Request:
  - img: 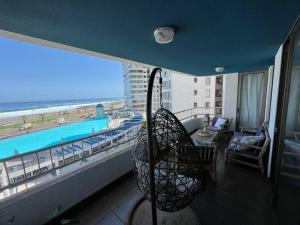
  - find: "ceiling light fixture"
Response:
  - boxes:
[154,27,174,44]
[215,67,224,73]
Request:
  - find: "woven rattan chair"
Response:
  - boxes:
[133,108,207,212]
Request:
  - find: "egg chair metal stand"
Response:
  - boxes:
[130,68,207,225]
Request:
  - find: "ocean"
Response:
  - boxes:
[0,98,123,119]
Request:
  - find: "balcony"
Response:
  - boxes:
[51,148,271,225]
[0,2,299,225]
[0,105,273,225]
[0,107,221,199]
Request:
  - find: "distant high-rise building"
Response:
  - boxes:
[122,63,162,113]
[162,72,223,115]
[123,63,223,115]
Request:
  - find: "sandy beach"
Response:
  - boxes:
[0,101,124,139]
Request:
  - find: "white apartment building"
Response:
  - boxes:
[123,63,162,112]
[123,64,224,114]
[162,72,223,114]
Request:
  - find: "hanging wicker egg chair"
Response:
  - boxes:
[133,107,206,212]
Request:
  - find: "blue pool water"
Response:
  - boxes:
[0,118,109,159]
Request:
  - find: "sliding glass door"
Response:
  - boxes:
[272,19,300,225]
[237,71,268,130]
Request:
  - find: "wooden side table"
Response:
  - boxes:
[191,129,218,183]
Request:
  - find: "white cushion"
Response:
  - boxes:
[214,117,227,129]
[231,136,265,151]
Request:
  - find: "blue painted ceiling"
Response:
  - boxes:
[0,1,299,75]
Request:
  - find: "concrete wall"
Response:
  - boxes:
[223,73,239,130]
[170,73,216,113]
[0,148,133,225]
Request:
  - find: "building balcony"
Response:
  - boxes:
[0,107,226,224]
[0,2,299,225]
[0,102,295,225]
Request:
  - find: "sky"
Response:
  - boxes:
[0,37,123,103]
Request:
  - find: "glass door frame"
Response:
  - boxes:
[271,17,300,205]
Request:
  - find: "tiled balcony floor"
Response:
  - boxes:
[51,146,273,225]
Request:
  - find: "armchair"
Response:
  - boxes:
[208,116,231,133]
[225,123,270,174]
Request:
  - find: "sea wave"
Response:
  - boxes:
[0,100,117,119]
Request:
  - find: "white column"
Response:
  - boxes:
[267,45,283,178]
[223,73,239,130]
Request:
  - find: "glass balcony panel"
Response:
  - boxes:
[96,134,106,151]
[62,143,75,164]
[5,157,26,185]
[51,146,64,168]
[72,141,84,159]
[0,162,9,189]
[81,138,92,157]
[23,153,40,178]
[38,150,53,173]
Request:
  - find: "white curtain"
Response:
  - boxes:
[239,72,268,129]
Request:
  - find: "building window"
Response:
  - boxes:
[215,101,222,107]
[215,89,222,97]
[194,90,197,95]
[194,77,197,83]
[194,102,197,108]
[205,102,210,108]
[205,77,211,85]
[216,76,223,85]
[205,90,210,97]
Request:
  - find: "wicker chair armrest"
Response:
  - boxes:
[231,140,263,150]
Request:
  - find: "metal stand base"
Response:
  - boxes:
[128,198,201,225]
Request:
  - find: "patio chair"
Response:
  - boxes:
[207,116,232,142]
[208,116,231,133]
[225,123,270,174]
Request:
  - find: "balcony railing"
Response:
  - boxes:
[0,123,142,194]
[174,107,223,121]
[0,106,222,198]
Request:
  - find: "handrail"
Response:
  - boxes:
[0,122,143,192]
[0,123,138,163]
[0,106,222,194]
[174,106,222,115]
[0,107,221,162]
[174,106,223,121]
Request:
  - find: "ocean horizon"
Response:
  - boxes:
[0,98,123,119]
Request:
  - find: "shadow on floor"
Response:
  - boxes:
[49,146,273,225]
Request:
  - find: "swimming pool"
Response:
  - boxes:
[0,117,109,159]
